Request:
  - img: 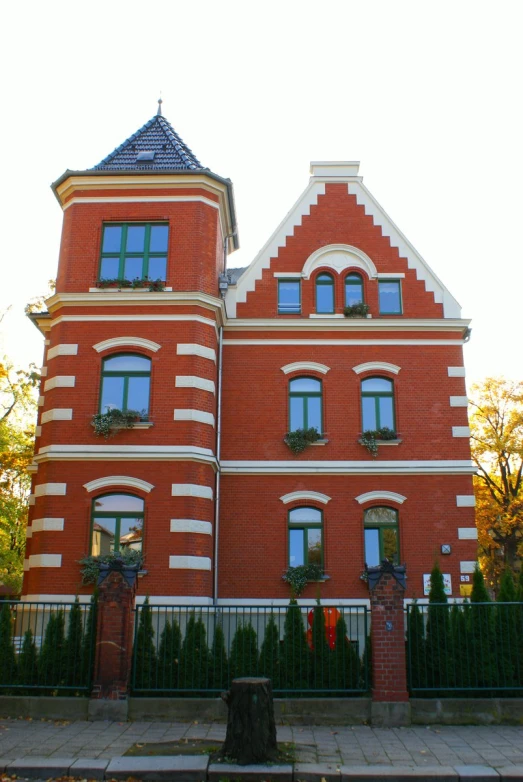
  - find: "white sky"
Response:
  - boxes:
[1,0,522,387]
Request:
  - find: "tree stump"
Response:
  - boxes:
[220,677,278,765]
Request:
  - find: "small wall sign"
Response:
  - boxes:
[423,573,452,596]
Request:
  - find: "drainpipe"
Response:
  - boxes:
[213,231,236,605]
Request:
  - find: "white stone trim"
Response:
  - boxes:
[177,343,216,362]
[28,495,35,505]
[35,426,42,437]
[218,597,370,607]
[225,318,469,334]
[44,376,76,391]
[175,376,216,393]
[21,594,94,603]
[450,396,468,407]
[38,395,45,406]
[40,367,48,377]
[89,287,173,293]
[279,491,331,505]
[169,555,211,571]
[458,528,478,540]
[223,460,476,476]
[23,559,30,571]
[302,244,377,280]
[28,554,62,568]
[308,314,345,319]
[273,272,303,278]
[355,491,407,505]
[35,444,216,468]
[456,495,476,507]
[41,408,73,424]
[310,161,361,177]
[172,484,213,500]
[224,339,464,346]
[352,362,401,375]
[35,483,66,496]
[174,409,215,427]
[134,595,215,606]
[47,344,78,360]
[31,518,65,534]
[376,273,406,279]
[460,561,477,574]
[281,362,330,375]
[170,519,212,535]
[93,336,161,353]
[452,426,471,438]
[83,476,154,493]
[448,366,466,377]
[64,194,220,210]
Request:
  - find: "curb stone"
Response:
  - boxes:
[208,762,293,781]
[453,766,500,781]
[7,757,76,779]
[294,761,341,780]
[340,767,458,782]
[70,757,110,779]
[106,754,209,780]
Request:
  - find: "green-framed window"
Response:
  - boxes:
[289,377,322,433]
[315,273,334,314]
[99,223,169,281]
[345,272,364,306]
[91,493,144,556]
[378,279,402,314]
[288,506,323,567]
[361,377,394,431]
[100,354,151,417]
[364,506,399,567]
[278,279,301,314]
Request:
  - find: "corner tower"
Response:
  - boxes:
[24,106,238,602]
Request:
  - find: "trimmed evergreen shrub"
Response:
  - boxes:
[133,597,157,691]
[17,629,38,690]
[39,610,66,688]
[494,568,520,689]
[331,614,360,691]
[425,563,452,689]
[310,599,332,689]
[157,618,181,691]
[281,599,309,690]
[361,633,371,690]
[229,622,258,679]
[258,613,280,689]
[65,598,84,687]
[80,595,97,688]
[468,566,496,689]
[179,612,210,689]
[406,600,425,691]
[209,623,229,690]
[450,602,471,691]
[0,603,17,687]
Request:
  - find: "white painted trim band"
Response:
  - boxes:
[174,409,215,427]
[44,376,76,391]
[355,491,407,505]
[172,484,213,500]
[352,362,401,375]
[93,337,161,353]
[456,495,476,507]
[224,339,464,346]
[41,409,73,424]
[169,556,211,571]
[279,491,331,505]
[177,343,216,362]
[47,344,78,360]
[84,476,154,493]
[175,376,216,393]
[273,272,303,278]
[223,460,476,476]
[170,519,213,535]
[281,362,330,375]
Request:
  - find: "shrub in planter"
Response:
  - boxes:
[360,426,397,457]
[96,277,165,291]
[343,302,370,318]
[284,427,321,454]
[91,408,144,439]
[79,548,143,585]
[283,563,324,597]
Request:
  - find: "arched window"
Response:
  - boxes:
[91,493,144,556]
[289,377,322,433]
[315,273,334,314]
[361,377,395,431]
[100,354,151,417]
[288,506,323,567]
[364,507,399,567]
[345,272,364,306]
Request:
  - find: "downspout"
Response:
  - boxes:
[213,231,236,605]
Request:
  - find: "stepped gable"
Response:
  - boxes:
[92,114,204,171]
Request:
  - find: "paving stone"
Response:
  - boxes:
[453,765,501,780]
[208,762,293,781]
[342,767,459,781]
[70,757,109,779]
[106,754,209,780]
[7,756,74,778]
[294,761,341,781]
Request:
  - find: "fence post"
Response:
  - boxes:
[367,561,410,727]
[88,564,138,720]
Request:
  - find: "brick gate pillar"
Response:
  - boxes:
[90,563,138,708]
[367,561,410,726]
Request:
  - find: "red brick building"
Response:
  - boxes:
[23,109,477,607]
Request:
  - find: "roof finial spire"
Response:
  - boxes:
[157,97,163,116]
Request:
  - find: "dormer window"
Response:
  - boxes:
[315,273,334,314]
[136,151,155,162]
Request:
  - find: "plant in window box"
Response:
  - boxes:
[283,563,324,597]
[284,427,321,454]
[79,549,143,585]
[343,302,370,318]
[91,408,144,439]
[96,277,165,291]
[360,426,397,457]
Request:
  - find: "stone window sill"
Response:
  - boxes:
[310,439,329,446]
[358,438,402,446]
[88,287,173,293]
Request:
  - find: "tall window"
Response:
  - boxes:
[345,272,364,306]
[99,223,169,281]
[91,493,144,556]
[315,273,334,313]
[361,377,395,431]
[289,377,322,433]
[364,507,398,566]
[378,280,402,314]
[288,506,323,567]
[278,279,301,314]
[100,354,151,417]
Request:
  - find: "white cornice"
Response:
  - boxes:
[35,444,217,469]
[223,318,470,333]
[223,339,465,346]
[221,460,476,475]
[46,291,224,320]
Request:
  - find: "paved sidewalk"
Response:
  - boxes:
[1,718,523,768]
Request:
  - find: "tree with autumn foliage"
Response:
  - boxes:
[469,377,523,588]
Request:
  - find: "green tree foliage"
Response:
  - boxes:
[425,563,451,689]
[258,613,280,689]
[406,601,426,691]
[310,599,332,689]
[229,622,258,679]
[18,629,38,689]
[0,602,17,686]
[133,597,157,690]
[331,614,360,690]
[39,610,66,687]
[179,612,210,689]
[64,598,84,687]
[157,618,181,691]
[209,622,229,690]
[281,599,309,689]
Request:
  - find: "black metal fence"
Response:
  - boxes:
[406,601,523,695]
[131,603,369,696]
[0,599,97,693]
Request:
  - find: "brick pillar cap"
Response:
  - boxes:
[365,561,406,591]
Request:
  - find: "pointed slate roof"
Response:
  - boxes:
[92,114,204,171]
